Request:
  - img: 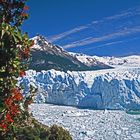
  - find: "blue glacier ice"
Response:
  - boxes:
[18,67,140,110]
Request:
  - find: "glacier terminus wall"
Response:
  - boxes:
[19,67,140,110]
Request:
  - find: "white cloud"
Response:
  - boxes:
[63,27,140,49]
[48,26,88,42]
[47,5,140,44]
[86,37,140,50]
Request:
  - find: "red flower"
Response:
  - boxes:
[24,48,29,54]
[11,88,23,101]
[11,88,19,94]
[4,97,13,107]
[5,112,14,123]
[0,123,7,130]
[13,92,23,101]
[10,104,20,116]
[23,5,29,11]
[21,13,28,17]
[19,70,26,77]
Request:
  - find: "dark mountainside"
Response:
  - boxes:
[29,35,112,72]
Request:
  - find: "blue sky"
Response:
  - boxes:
[22,0,140,56]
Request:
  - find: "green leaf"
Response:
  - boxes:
[1,29,5,39]
[13,63,17,68]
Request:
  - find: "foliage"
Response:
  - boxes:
[47,124,72,140]
[0,0,34,138]
[5,118,72,140]
[0,1,72,140]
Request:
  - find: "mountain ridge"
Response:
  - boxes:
[29,35,112,72]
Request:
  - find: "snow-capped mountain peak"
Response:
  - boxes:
[29,35,112,71]
[31,35,50,50]
[71,52,140,68]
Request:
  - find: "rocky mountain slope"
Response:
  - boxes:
[29,36,111,71]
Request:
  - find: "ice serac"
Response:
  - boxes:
[20,68,140,110]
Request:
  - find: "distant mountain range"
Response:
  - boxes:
[29,35,112,71]
[71,53,140,68]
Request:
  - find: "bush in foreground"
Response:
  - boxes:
[13,119,72,140]
[0,0,72,139]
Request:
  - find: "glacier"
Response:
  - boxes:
[19,67,140,110]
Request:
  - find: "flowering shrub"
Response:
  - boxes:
[0,0,34,138]
[0,1,73,140]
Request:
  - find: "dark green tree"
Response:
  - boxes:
[0,0,34,138]
[0,1,72,139]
